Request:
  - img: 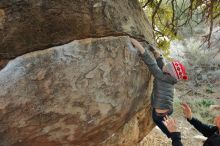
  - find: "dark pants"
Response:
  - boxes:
[152,108,173,138]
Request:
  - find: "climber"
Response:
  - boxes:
[130,38,188,138]
[182,103,220,146]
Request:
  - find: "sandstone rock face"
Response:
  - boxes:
[0,36,154,146]
[0,0,153,59]
[0,0,156,145]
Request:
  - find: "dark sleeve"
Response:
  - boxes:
[156,55,165,70]
[187,117,217,137]
[170,132,183,146]
[140,49,176,84]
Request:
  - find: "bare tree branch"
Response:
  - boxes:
[142,0,153,8]
[176,0,185,12]
[207,0,214,48]
[154,28,166,37]
[213,12,220,19]
[140,0,219,46]
[171,0,176,34]
[189,0,194,19]
[156,13,168,27]
[151,0,163,38]
[173,3,196,25]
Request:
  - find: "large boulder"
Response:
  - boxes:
[0,0,153,59]
[0,36,154,146]
[0,0,156,145]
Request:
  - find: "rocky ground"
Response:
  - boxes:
[139,82,220,146]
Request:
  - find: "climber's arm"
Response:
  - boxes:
[130,38,165,79]
[146,43,165,70]
[130,38,176,84]
[154,50,165,70]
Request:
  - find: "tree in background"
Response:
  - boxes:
[139,0,220,92]
[139,0,220,53]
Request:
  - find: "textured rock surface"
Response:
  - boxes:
[0,0,153,59]
[0,0,156,145]
[0,36,154,146]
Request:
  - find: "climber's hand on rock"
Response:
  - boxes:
[146,44,161,58]
[163,116,178,133]
[182,103,192,120]
[130,38,145,54]
[153,50,161,59]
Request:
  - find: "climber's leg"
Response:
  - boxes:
[152,108,173,138]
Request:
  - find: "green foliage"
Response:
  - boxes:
[157,39,170,56]
[189,98,215,123]
[139,0,220,53]
[174,97,215,124]
[206,84,215,94]
[196,99,214,107]
[140,0,183,51]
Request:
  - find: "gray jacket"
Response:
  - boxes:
[141,49,177,110]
